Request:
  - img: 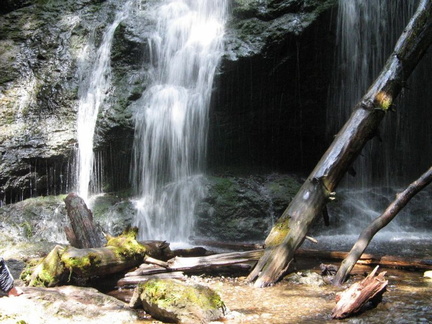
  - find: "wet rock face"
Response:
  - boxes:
[0,0,143,202]
[195,173,302,241]
[0,0,32,14]
[0,0,336,203]
[209,0,337,173]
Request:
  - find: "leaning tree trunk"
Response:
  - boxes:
[333,166,432,285]
[248,0,432,287]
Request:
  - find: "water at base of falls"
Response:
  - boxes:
[131,0,227,242]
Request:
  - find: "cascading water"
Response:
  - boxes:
[75,1,132,202]
[131,0,228,242]
[318,0,432,254]
[327,0,417,189]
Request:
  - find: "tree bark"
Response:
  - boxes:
[331,266,388,319]
[333,166,432,285]
[248,0,432,287]
[64,193,104,248]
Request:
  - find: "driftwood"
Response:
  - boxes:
[333,166,432,285]
[296,249,432,271]
[115,248,432,289]
[331,266,388,319]
[64,193,104,248]
[118,272,186,286]
[248,0,432,287]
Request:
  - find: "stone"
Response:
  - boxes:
[0,285,137,323]
[131,278,226,323]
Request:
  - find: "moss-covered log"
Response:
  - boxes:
[248,0,432,287]
[21,229,170,287]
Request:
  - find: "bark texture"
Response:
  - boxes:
[64,193,104,249]
[331,266,388,319]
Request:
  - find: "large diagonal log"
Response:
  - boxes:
[248,0,432,287]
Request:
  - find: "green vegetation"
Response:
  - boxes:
[105,227,147,258]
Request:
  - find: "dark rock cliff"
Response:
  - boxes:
[0,0,337,203]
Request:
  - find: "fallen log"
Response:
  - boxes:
[331,266,388,319]
[117,272,186,287]
[21,229,171,287]
[333,166,432,285]
[166,250,263,271]
[296,249,432,270]
[115,248,432,288]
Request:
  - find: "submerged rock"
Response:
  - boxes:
[130,278,226,323]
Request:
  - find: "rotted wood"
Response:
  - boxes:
[248,0,432,287]
[331,266,388,319]
[64,193,104,248]
[333,166,432,285]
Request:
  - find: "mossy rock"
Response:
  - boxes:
[132,279,226,323]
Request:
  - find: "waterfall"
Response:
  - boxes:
[325,0,432,236]
[76,1,131,202]
[131,0,228,242]
[327,0,416,188]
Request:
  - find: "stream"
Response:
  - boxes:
[125,262,432,323]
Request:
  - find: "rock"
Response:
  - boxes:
[285,270,327,286]
[131,278,226,323]
[195,173,302,241]
[0,285,137,323]
[0,0,337,204]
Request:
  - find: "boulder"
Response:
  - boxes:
[130,278,226,323]
[0,286,137,323]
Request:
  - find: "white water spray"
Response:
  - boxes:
[131,0,227,242]
[76,2,131,202]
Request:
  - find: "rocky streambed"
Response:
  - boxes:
[1,250,431,323]
[0,173,431,323]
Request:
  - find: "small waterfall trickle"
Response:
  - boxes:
[131,0,228,242]
[75,1,131,202]
[327,0,416,189]
[325,0,432,240]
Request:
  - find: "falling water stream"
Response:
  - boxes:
[131,0,228,242]
[76,1,132,202]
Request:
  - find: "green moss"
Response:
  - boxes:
[62,252,99,270]
[265,216,291,247]
[20,221,33,238]
[106,227,147,258]
[375,91,393,111]
[23,245,65,287]
[141,279,225,313]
